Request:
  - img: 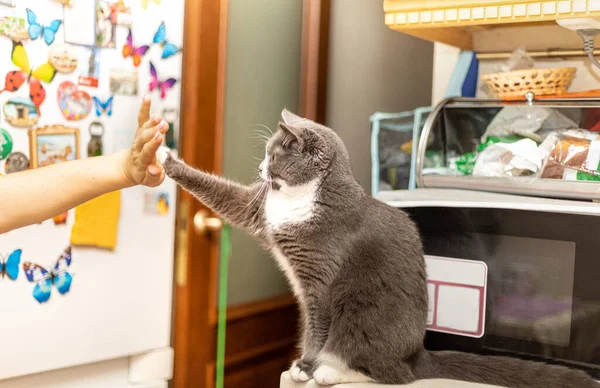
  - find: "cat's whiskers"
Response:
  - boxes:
[251,124,273,137]
[256,178,272,214]
[249,128,272,139]
[243,176,271,211]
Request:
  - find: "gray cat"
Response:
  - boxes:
[157,110,598,387]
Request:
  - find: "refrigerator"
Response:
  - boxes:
[0,0,183,386]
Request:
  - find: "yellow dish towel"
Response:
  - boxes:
[70,190,121,250]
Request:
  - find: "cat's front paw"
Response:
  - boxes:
[289,359,312,382]
[312,365,345,386]
[156,147,171,165]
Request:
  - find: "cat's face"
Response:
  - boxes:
[260,110,337,188]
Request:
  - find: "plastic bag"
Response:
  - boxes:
[498,47,535,73]
[473,138,542,177]
[481,106,578,143]
[539,130,600,180]
[454,136,523,175]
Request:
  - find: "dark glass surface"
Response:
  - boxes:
[405,206,600,378]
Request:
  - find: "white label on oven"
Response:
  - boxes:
[425,255,487,338]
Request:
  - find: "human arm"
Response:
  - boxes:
[0,97,168,234]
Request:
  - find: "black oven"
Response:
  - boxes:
[385,191,600,379]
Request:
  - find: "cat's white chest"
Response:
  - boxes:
[264,179,318,229]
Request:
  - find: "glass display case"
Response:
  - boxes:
[416,97,600,200]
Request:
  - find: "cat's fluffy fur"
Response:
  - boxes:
[157,110,598,387]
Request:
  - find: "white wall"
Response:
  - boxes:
[326,0,433,191]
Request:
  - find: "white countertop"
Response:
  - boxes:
[376,188,600,216]
[280,372,504,388]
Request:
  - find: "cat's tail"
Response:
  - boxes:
[411,350,598,388]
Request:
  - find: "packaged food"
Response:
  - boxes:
[539,130,600,180]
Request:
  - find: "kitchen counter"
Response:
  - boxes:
[280,372,504,388]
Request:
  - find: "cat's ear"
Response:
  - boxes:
[279,122,304,150]
[281,108,303,126]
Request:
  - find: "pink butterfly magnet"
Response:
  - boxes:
[149,61,176,99]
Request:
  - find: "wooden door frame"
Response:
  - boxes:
[173,0,331,387]
[299,0,331,124]
[173,1,228,387]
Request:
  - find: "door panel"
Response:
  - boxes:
[223,0,304,306]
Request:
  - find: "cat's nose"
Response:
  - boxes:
[259,160,265,172]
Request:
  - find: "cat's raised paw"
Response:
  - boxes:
[289,360,311,382]
[156,147,170,164]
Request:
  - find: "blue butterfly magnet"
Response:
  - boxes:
[0,249,22,281]
[153,22,180,59]
[93,96,114,117]
[23,247,73,304]
[26,8,62,46]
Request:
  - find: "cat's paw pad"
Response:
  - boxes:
[313,365,344,386]
[156,147,170,164]
[289,360,311,382]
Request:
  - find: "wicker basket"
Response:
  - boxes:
[481,67,576,99]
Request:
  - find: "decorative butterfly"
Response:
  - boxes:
[23,246,73,304]
[0,42,56,110]
[0,249,22,281]
[149,62,176,99]
[153,22,179,59]
[141,0,161,10]
[93,96,114,117]
[26,8,62,46]
[122,29,149,67]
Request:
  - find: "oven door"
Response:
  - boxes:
[382,190,600,379]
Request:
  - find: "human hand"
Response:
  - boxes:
[121,96,169,187]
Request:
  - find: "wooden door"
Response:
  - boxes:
[173,1,330,387]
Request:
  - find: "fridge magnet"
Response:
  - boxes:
[0,0,14,7]
[54,0,74,5]
[0,128,13,160]
[57,81,92,121]
[141,0,160,10]
[109,68,138,95]
[87,121,104,157]
[28,125,80,168]
[71,190,120,250]
[0,249,21,281]
[48,44,78,74]
[162,107,178,149]
[153,22,179,59]
[0,16,29,42]
[25,8,62,46]
[3,97,39,127]
[23,246,73,304]
[4,151,29,173]
[2,42,57,110]
[149,62,176,99]
[143,190,169,215]
[110,1,132,26]
[92,96,113,116]
[122,29,149,67]
[53,212,68,225]
[78,48,100,88]
[95,0,116,48]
